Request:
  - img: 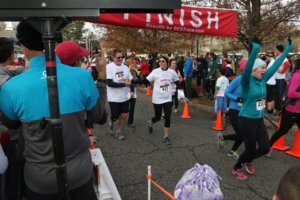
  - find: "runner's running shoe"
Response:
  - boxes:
[265,147,273,159]
[232,169,248,180]
[116,131,125,140]
[147,121,153,134]
[163,137,172,145]
[127,123,136,128]
[108,121,114,135]
[217,132,225,148]
[245,163,255,175]
[227,150,240,159]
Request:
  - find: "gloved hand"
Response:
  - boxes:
[288,37,292,45]
[252,37,261,45]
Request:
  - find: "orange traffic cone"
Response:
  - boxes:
[286,128,300,158]
[212,112,224,131]
[181,102,191,119]
[272,115,290,151]
[146,86,152,96]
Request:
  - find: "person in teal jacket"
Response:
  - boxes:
[232,39,292,180]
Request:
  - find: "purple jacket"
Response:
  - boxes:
[285,70,300,113]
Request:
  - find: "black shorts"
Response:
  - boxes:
[109,101,130,120]
[266,84,275,102]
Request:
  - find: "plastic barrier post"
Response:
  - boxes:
[146,166,175,200]
[148,166,151,200]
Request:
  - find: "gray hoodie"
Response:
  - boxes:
[0,66,21,140]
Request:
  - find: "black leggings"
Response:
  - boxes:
[234,117,270,170]
[128,98,136,125]
[172,90,178,109]
[270,108,300,146]
[275,79,285,110]
[223,109,243,151]
[152,102,172,128]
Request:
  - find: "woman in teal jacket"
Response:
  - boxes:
[232,39,292,180]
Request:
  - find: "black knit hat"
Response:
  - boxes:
[16,20,44,51]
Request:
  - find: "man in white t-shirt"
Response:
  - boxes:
[106,49,133,140]
[274,44,290,110]
[266,52,276,114]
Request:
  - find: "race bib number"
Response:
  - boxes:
[208,68,211,72]
[115,71,124,81]
[256,99,265,111]
[160,84,169,94]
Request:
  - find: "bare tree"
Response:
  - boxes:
[101,25,197,54]
[184,0,300,52]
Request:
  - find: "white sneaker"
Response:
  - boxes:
[108,121,114,135]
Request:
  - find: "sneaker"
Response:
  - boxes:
[147,121,153,134]
[227,150,240,159]
[108,121,114,135]
[183,97,189,102]
[174,109,178,113]
[217,132,225,148]
[245,163,255,175]
[163,137,172,145]
[127,123,136,128]
[265,147,273,159]
[116,131,125,140]
[232,169,248,180]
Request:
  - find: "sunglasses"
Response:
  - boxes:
[159,60,166,63]
[115,56,122,59]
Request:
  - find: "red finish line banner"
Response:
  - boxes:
[94,6,238,37]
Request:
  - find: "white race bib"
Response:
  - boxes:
[159,84,169,94]
[208,68,211,72]
[256,99,265,111]
[115,71,124,81]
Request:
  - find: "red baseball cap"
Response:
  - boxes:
[56,41,90,66]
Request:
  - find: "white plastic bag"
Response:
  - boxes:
[174,164,223,200]
[177,89,185,100]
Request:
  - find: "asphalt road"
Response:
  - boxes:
[93,91,299,200]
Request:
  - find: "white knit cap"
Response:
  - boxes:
[252,58,266,71]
